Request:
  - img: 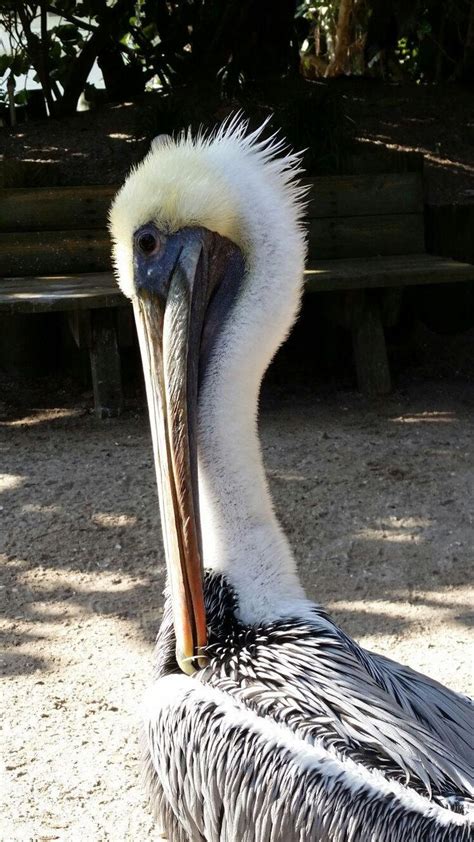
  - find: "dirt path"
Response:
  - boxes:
[1,380,473,841]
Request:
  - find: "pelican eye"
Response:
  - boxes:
[136,229,160,256]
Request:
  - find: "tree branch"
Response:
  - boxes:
[325,0,354,77]
[58,0,134,114]
[46,6,97,33]
[16,1,55,112]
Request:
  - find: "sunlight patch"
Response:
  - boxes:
[0,473,26,491]
[327,592,468,623]
[108,132,132,140]
[356,525,426,544]
[91,512,137,528]
[383,516,430,528]
[391,411,457,424]
[1,408,84,427]
[328,598,408,619]
[22,503,62,514]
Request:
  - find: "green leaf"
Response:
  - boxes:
[15,89,29,105]
[49,42,63,61]
[417,21,432,38]
[52,24,80,42]
[0,54,13,76]
[50,0,76,13]
[142,23,157,41]
[11,54,29,76]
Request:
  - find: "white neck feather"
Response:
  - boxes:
[193,123,316,625]
[197,263,311,626]
[197,378,309,625]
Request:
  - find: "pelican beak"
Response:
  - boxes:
[132,225,244,675]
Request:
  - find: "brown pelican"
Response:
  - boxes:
[110,117,473,841]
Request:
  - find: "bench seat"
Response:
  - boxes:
[3,250,473,315]
[306,253,474,292]
[0,272,122,313]
[0,272,126,418]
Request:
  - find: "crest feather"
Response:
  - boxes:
[109,116,307,298]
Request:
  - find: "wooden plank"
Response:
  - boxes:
[0,186,116,232]
[0,230,111,276]
[380,287,404,327]
[0,290,125,313]
[90,308,123,418]
[350,291,391,396]
[2,159,61,188]
[117,307,136,347]
[308,213,425,259]
[305,173,423,219]
[1,253,472,314]
[0,272,118,297]
[304,254,474,291]
[0,272,125,312]
[68,310,92,348]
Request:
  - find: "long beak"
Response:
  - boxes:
[133,238,208,675]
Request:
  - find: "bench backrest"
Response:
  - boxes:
[305,173,424,259]
[0,173,425,277]
[0,186,115,276]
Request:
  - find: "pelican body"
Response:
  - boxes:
[110,119,473,841]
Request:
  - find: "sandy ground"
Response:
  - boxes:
[1,377,473,841]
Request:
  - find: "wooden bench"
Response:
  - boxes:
[304,172,474,393]
[0,186,123,417]
[1,173,473,406]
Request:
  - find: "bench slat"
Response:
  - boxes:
[0,272,122,312]
[2,254,473,313]
[0,230,111,276]
[1,176,422,231]
[0,186,116,232]
[308,213,425,259]
[305,173,423,218]
[305,254,474,292]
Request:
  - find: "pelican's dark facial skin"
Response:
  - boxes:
[132,224,245,674]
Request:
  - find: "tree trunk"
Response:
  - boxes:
[16,3,55,114]
[192,0,298,84]
[462,0,474,81]
[97,46,145,101]
[39,1,50,104]
[55,0,131,116]
[325,0,354,77]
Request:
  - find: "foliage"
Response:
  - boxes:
[297,0,470,81]
[392,0,471,82]
[0,0,298,116]
[0,0,471,119]
[1,0,149,115]
[298,0,369,77]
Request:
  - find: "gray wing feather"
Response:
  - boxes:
[200,621,473,798]
[368,648,473,764]
[143,674,472,842]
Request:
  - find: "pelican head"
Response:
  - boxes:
[109,117,307,675]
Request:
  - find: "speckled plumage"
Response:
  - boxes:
[144,574,473,841]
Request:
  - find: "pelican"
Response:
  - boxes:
[110,117,473,841]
